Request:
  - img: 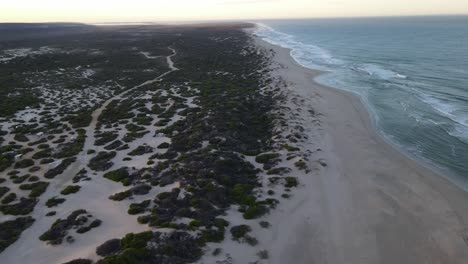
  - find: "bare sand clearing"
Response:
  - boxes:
[255,37,468,264]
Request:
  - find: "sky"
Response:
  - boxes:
[2,0,468,23]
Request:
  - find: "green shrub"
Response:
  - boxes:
[0,216,35,253]
[255,153,280,164]
[213,218,229,229]
[282,144,300,152]
[201,229,225,243]
[121,231,153,249]
[103,167,129,183]
[284,177,298,188]
[128,200,150,215]
[88,151,116,171]
[243,204,268,220]
[0,187,10,198]
[44,157,76,179]
[60,185,81,195]
[46,197,66,207]
[0,198,37,215]
[1,192,16,204]
[14,134,29,142]
[19,181,49,198]
[109,190,131,201]
[259,221,270,228]
[14,159,34,169]
[230,225,251,240]
[189,219,202,228]
[157,142,170,149]
[294,160,307,170]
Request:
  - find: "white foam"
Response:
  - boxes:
[449,124,468,143]
[419,94,468,127]
[356,63,407,80]
[254,23,343,70]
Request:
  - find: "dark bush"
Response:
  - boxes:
[46,197,66,207]
[14,159,34,169]
[284,176,298,188]
[255,153,280,164]
[60,185,81,195]
[62,259,93,264]
[44,157,76,179]
[88,151,116,171]
[157,142,170,149]
[0,197,37,215]
[96,239,122,257]
[103,167,129,183]
[0,216,35,253]
[230,225,251,240]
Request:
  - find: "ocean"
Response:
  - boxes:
[255,16,468,184]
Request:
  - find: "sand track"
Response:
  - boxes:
[0,47,178,264]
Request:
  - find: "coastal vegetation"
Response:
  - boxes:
[0,23,308,263]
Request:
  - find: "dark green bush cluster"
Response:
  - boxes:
[14,158,34,169]
[46,196,66,208]
[54,129,86,158]
[0,197,37,215]
[284,176,299,188]
[39,209,100,245]
[230,225,251,240]
[19,181,49,198]
[0,216,35,253]
[109,190,131,201]
[128,145,153,156]
[103,167,130,185]
[98,231,203,264]
[282,144,300,152]
[60,185,81,195]
[97,231,152,263]
[13,134,29,142]
[255,153,280,164]
[1,192,16,204]
[95,132,118,146]
[88,151,116,171]
[44,157,76,179]
[128,200,150,215]
[294,160,307,170]
[0,186,9,198]
[98,100,136,126]
[65,110,92,128]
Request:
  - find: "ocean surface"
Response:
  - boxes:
[255,16,468,184]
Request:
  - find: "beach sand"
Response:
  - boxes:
[254,36,468,264]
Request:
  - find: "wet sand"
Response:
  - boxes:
[255,36,468,264]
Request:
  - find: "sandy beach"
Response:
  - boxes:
[254,36,468,264]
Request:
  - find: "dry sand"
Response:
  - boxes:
[255,37,468,264]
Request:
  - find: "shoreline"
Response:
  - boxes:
[254,29,468,193]
[256,29,468,192]
[253,22,468,192]
[253,33,468,263]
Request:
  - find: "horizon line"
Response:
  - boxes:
[1,13,468,25]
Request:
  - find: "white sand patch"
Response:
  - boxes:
[140,51,162,59]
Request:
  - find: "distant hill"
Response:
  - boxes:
[0,23,96,41]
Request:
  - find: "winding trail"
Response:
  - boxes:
[1,47,178,264]
[60,46,178,186]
